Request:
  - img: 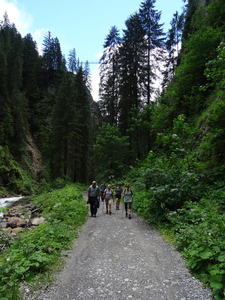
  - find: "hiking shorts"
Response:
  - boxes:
[115,194,121,199]
[105,198,113,206]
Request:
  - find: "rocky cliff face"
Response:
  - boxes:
[25,133,43,181]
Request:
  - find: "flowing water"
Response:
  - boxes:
[0,197,23,227]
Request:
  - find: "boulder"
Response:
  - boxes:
[6,218,20,228]
[11,227,23,234]
[31,217,45,226]
[17,219,28,227]
[2,227,12,233]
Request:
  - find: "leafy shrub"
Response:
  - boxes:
[167,192,225,300]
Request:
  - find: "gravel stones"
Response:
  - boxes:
[23,197,213,300]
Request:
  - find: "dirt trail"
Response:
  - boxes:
[26,193,213,300]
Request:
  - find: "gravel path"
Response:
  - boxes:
[24,193,213,300]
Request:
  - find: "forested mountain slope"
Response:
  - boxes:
[0,0,225,298]
[0,13,101,193]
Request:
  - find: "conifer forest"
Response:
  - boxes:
[1,0,225,299]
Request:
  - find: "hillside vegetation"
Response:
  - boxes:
[0,0,225,299]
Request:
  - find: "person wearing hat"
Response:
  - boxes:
[114,183,122,210]
[122,184,134,219]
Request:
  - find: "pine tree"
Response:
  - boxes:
[52,37,63,71]
[0,16,27,154]
[162,11,185,89]
[22,33,41,100]
[42,31,53,70]
[99,26,121,125]
[139,0,166,103]
[73,67,91,182]
[42,32,64,79]
[68,48,77,73]
[83,61,92,91]
[51,68,91,182]
[118,13,146,135]
[0,14,13,145]
[51,72,82,179]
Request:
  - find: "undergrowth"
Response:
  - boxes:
[131,115,225,300]
[0,183,88,300]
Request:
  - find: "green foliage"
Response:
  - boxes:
[167,190,225,300]
[50,69,91,183]
[0,184,87,299]
[197,99,225,167]
[129,114,225,299]
[0,146,34,193]
[132,115,203,221]
[94,124,129,181]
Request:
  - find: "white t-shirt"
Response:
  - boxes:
[104,189,113,200]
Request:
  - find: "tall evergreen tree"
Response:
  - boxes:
[68,48,77,73]
[83,61,92,91]
[42,31,52,70]
[99,26,121,126]
[118,13,146,135]
[42,32,64,80]
[114,13,148,163]
[0,14,13,145]
[51,72,82,180]
[51,68,91,182]
[162,11,185,89]
[52,37,63,71]
[73,67,91,182]
[0,16,28,155]
[139,0,166,103]
[22,33,41,100]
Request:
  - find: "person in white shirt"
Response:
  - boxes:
[104,185,114,215]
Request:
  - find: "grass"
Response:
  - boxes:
[0,183,88,300]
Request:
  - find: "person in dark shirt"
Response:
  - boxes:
[114,183,122,210]
[100,182,106,201]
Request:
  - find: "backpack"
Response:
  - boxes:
[123,189,133,195]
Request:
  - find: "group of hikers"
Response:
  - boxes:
[87,181,134,219]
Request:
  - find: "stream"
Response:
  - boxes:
[0,196,23,226]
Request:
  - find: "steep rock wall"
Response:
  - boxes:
[25,133,43,180]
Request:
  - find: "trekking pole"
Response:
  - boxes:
[101,196,104,213]
[122,200,124,219]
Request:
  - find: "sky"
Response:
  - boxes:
[0,0,185,101]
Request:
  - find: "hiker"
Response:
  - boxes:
[100,182,106,201]
[122,184,134,219]
[87,181,100,217]
[114,182,122,210]
[104,184,114,215]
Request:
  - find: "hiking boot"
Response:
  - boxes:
[129,214,131,219]
[106,210,108,214]
[109,211,112,215]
